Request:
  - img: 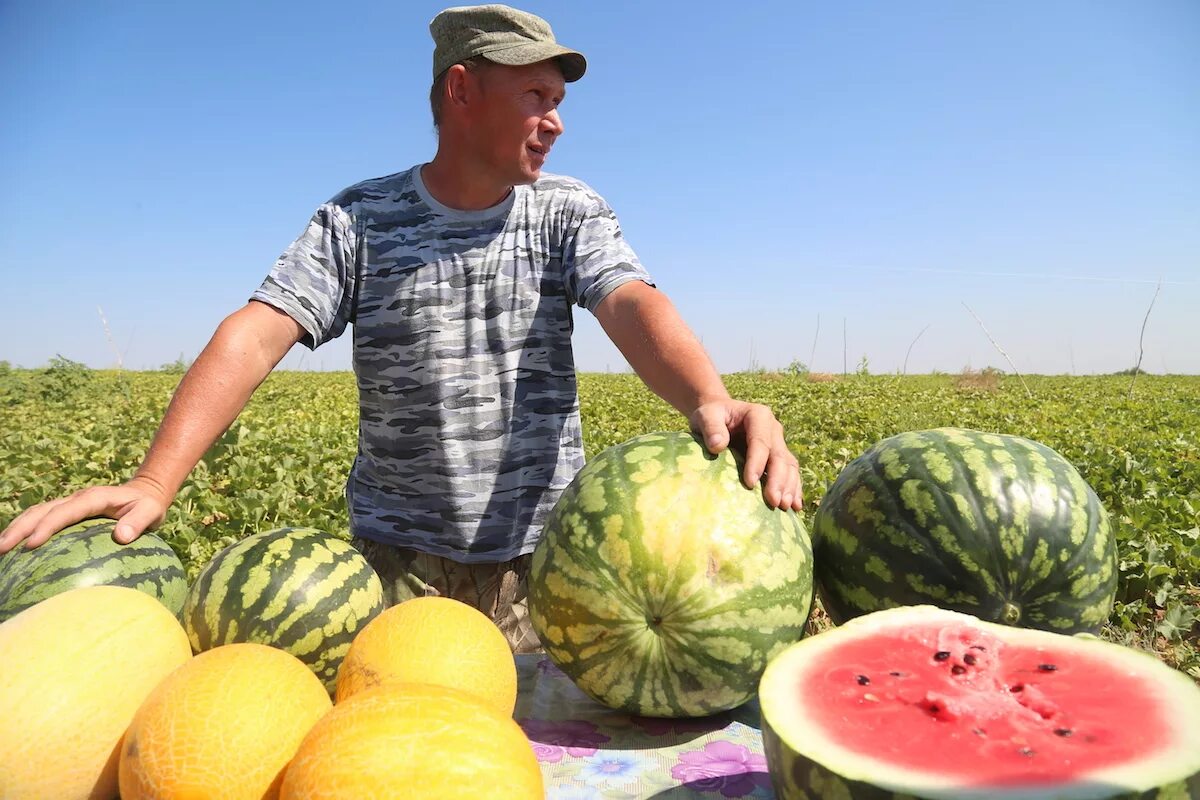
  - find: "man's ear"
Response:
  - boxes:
[443,64,476,115]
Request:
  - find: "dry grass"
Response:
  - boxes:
[955,367,1002,393]
[806,372,839,384]
[804,600,834,637]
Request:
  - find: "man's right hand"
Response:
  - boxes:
[0,476,173,554]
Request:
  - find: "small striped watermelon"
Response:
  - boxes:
[529,431,814,718]
[182,527,386,692]
[0,519,187,622]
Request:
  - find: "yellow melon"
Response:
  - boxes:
[119,642,332,800]
[281,683,543,799]
[335,595,518,715]
[0,585,192,800]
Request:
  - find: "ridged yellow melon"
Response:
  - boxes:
[335,595,517,715]
[0,585,192,800]
[281,683,543,799]
[119,642,332,800]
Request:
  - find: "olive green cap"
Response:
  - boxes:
[430,4,587,82]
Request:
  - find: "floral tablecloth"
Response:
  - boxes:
[514,655,776,799]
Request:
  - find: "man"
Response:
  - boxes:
[0,5,802,652]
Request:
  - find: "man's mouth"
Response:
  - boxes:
[528,144,549,158]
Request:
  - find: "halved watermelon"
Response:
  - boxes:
[759,606,1200,799]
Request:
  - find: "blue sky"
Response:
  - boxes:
[2,1,1197,374]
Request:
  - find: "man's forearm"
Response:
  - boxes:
[595,282,730,417]
[134,303,301,498]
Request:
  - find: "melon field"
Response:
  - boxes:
[1,364,1197,679]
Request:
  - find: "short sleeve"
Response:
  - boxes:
[250,201,359,349]
[561,190,654,313]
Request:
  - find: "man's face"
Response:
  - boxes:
[466,60,566,186]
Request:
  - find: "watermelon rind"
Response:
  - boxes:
[813,428,1116,634]
[529,431,814,718]
[0,519,187,622]
[181,527,386,692]
[759,606,1200,800]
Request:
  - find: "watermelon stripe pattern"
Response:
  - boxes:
[530,431,814,718]
[182,527,386,692]
[814,428,1116,633]
[0,520,187,622]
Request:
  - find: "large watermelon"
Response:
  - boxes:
[759,605,1200,799]
[0,518,187,622]
[813,428,1116,633]
[182,527,386,692]
[529,431,814,718]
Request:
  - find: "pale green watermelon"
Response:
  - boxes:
[529,431,814,718]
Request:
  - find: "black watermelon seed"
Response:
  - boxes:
[889,671,904,677]
[964,654,977,666]
[934,651,951,661]
[1019,747,1036,757]
[928,704,941,714]
[1054,728,1073,737]
[1038,664,1058,672]
[1010,684,1025,693]
[952,665,967,675]
[856,675,871,686]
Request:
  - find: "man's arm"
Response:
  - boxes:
[0,301,305,552]
[594,281,802,511]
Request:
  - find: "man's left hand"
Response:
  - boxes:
[689,401,803,512]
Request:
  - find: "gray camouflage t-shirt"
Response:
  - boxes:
[252,165,652,562]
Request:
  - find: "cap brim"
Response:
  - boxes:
[481,42,587,82]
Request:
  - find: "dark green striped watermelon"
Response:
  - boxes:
[529,431,814,718]
[759,605,1200,799]
[813,428,1116,634]
[182,527,386,692]
[0,519,187,622]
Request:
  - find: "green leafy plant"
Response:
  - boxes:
[37,356,93,403]
[160,354,192,374]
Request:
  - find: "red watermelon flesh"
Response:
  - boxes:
[808,622,1161,784]
[760,606,1200,799]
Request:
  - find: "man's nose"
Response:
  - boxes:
[542,108,564,137]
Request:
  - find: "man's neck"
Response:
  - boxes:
[421,152,513,211]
